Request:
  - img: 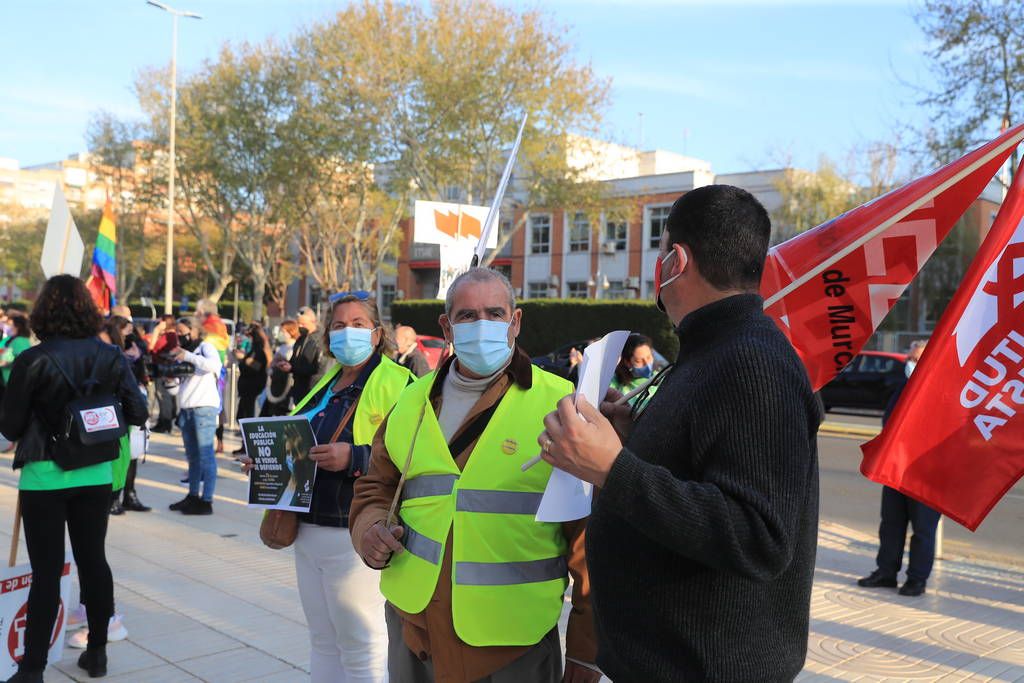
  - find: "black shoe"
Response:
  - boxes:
[169,494,198,511]
[109,498,125,516]
[181,497,213,515]
[78,646,108,677]
[857,569,898,588]
[151,422,171,434]
[899,577,927,596]
[4,669,44,683]
[122,491,151,512]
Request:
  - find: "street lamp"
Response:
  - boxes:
[147,0,201,315]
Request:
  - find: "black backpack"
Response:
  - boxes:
[44,350,128,470]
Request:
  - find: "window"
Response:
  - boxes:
[569,212,590,252]
[567,281,588,298]
[380,284,396,313]
[648,206,670,249]
[527,282,549,299]
[605,220,627,252]
[645,280,654,298]
[605,280,628,300]
[530,215,551,254]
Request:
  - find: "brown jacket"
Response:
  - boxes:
[350,349,596,683]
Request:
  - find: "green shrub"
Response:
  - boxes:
[390,299,678,359]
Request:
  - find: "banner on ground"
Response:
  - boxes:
[761,123,1024,391]
[0,557,71,679]
[861,159,1024,531]
[240,417,318,512]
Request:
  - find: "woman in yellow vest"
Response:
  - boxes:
[290,292,411,683]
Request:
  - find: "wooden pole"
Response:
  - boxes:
[386,405,427,529]
[9,493,20,568]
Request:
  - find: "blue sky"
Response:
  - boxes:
[1,0,938,173]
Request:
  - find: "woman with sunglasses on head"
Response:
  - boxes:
[250,292,411,683]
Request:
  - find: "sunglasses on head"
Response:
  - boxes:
[329,290,372,303]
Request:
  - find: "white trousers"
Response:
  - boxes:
[294,522,388,683]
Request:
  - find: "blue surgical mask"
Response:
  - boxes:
[329,327,375,367]
[452,320,513,376]
[632,363,653,379]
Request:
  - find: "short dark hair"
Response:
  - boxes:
[615,333,653,385]
[666,184,771,291]
[30,275,103,341]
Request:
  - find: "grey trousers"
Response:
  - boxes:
[384,602,563,683]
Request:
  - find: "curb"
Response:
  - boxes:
[819,421,881,438]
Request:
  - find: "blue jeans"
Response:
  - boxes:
[179,406,219,502]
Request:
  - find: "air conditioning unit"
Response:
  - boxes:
[513,287,523,297]
[395,289,405,300]
[626,276,640,289]
[601,241,617,255]
[547,286,559,297]
[549,274,560,286]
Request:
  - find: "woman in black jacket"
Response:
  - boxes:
[0,276,148,683]
[231,324,271,455]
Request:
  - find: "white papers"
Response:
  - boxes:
[535,330,630,522]
[40,183,84,278]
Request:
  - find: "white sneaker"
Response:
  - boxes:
[66,604,87,631]
[67,614,128,649]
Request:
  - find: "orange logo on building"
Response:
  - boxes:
[433,210,482,240]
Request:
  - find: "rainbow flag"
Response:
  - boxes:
[86,199,117,315]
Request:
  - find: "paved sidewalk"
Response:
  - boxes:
[0,431,1021,682]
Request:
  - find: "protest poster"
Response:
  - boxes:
[0,557,72,679]
[240,417,318,512]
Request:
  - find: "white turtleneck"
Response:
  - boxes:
[436,358,510,442]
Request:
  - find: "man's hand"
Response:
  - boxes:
[538,396,622,487]
[601,387,634,442]
[563,661,602,683]
[169,347,188,361]
[309,442,352,472]
[237,454,253,474]
[361,521,405,568]
[276,360,292,373]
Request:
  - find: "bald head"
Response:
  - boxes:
[395,325,417,351]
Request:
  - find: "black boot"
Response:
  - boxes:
[122,461,150,511]
[78,646,108,677]
[169,494,199,511]
[109,491,125,516]
[123,490,151,512]
[151,419,171,434]
[181,497,213,516]
[3,670,44,683]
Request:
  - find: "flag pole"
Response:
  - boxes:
[473,114,529,268]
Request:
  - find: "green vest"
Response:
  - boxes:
[380,365,574,647]
[292,355,411,444]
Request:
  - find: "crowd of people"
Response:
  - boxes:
[2,184,945,683]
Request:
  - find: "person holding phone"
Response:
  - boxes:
[149,315,180,434]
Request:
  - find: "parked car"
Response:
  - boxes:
[820,350,908,413]
[417,335,447,370]
[532,338,669,381]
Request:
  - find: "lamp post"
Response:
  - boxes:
[147,1,201,315]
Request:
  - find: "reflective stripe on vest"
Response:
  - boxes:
[402,473,459,500]
[380,365,575,647]
[455,557,568,586]
[455,489,543,515]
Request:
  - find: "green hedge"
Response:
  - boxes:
[390,299,678,359]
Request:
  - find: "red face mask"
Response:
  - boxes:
[654,248,685,312]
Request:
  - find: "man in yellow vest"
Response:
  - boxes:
[350,268,599,683]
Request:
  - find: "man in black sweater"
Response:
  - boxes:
[539,185,820,682]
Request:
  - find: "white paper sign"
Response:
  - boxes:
[535,330,631,522]
[0,557,72,679]
[40,183,84,279]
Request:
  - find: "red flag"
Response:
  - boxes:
[85,274,111,316]
[860,159,1024,531]
[760,124,1024,390]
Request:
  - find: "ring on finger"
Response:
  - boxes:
[542,437,554,453]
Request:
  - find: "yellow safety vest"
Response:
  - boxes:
[380,365,574,647]
[292,355,411,444]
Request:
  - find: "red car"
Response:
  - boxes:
[416,335,448,369]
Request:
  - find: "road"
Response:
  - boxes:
[819,411,1024,568]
